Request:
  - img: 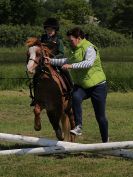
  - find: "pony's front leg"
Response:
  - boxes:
[34,104,42,131]
[46,111,64,141]
[61,113,71,142]
[66,108,76,142]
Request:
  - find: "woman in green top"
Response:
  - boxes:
[45,27,108,143]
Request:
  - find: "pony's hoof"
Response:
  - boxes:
[55,128,64,141]
[34,125,41,131]
[34,117,41,131]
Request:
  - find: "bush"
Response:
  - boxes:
[83,25,132,48]
[0,25,43,47]
[0,24,132,48]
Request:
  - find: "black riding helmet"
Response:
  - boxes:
[43,18,59,31]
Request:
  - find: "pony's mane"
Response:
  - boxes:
[25,37,41,47]
[26,37,53,57]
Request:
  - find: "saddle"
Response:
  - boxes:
[51,67,73,97]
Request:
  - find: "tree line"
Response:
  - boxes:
[0,0,133,37]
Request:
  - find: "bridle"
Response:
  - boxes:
[27,45,51,102]
[34,45,54,76]
[27,45,49,69]
[27,43,57,78]
[29,58,39,65]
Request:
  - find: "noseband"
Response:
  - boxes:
[29,58,39,65]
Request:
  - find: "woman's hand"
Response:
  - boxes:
[62,64,72,70]
[44,56,51,64]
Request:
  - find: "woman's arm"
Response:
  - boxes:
[45,46,96,69]
[49,58,68,66]
[71,46,96,69]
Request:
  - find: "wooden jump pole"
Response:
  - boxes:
[0,133,133,150]
[97,149,133,159]
[0,133,73,147]
[0,133,133,158]
[0,146,133,159]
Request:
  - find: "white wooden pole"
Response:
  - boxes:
[0,146,133,159]
[0,133,72,147]
[97,149,133,159]
[1,133,133,158]
[0,146,60,156]
[1,133,133,152]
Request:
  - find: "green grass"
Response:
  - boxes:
[0,90,133,177]
[1,61,133,91]
[0,47,26,63]
[1,45,133,63]
[0,46,133,90]
[0,64,28,90]
[103,62,133,91]
[100,46,133,62]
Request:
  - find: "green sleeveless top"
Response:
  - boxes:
[68,39,106,88]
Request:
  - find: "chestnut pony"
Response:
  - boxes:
[26,37,75,141]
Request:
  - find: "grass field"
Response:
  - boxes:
[1,46,133,91]
[1,61,133,91]
[0,90,133,177]
[100,46,133,62]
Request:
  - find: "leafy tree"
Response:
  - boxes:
[10,0,44,25]
[62,0,93,24]
[0,0,11,24]
[43,0,93,25]
[41,0,65,23]
[89,0,115,27]
[110,0,133,37]
[0,0,45,25]
[0,0,93,26]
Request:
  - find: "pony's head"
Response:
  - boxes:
[26,37,51,74]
